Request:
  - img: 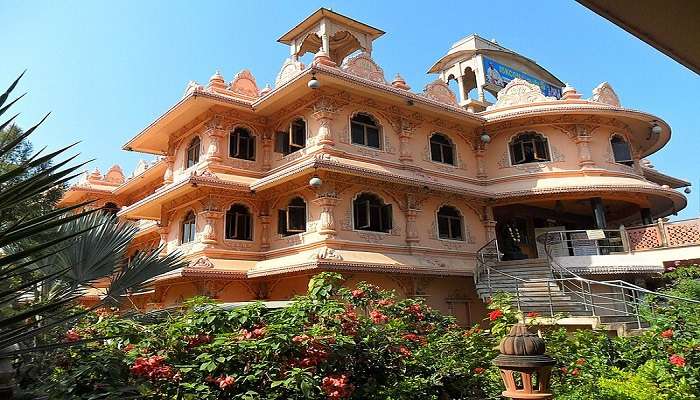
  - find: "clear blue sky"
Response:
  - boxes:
[3,1,698,219]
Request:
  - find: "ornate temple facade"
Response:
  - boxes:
[60,9,693,325]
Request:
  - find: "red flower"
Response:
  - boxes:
[398,345,412,357]
[661,329,674,339]
[240,326,266,340]
[370,310,389,324]
[351,289,365,299]
[576,358,586,366]
[526,311,540,318]
[571,368,580,377]
[405,304,425,320]
[402,333,427,345]
[65,329,81,343]
[186,333,213,348]
[670,354,686,367]
[488,309,504,321]
[122,344,135,352]
[129,355,175,381]
[322,374,354,400]
[474,367,485,374]
[559,367,568,374]
[215,375,235,390]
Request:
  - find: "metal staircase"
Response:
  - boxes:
[473,233,700,331]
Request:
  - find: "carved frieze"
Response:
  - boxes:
[487,78,556,110]
[420,80,459,106]
[590,82,621,107]
[341,52,387,84]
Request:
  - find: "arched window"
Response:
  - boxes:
[611,134,633,166]
[350,113,381,149]
[225,203,252,240]
[278,197,306,236]
[186,137,200,168]
[181,211,197,244]
[430,133,455,165]
[437,205,463,240]
[229,127,255,161]
[275,118,306,155]
[509,132,550,165]
[353,193,392,232]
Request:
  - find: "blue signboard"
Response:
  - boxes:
[482,57,562,98]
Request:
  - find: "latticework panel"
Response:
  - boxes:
[627,226,662,250]
[665,221,700,247]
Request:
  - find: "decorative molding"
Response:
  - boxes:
[488,78,557,110]
[420,80,459,106]
[230,69,260,98]
[590,82,621,107]
[275,58,305,88]
[188,256,215,269]
[341,52,387,84]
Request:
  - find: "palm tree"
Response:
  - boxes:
[0,73,185,360]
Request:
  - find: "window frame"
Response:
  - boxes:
[509,132,551,165]
[181,211,197,244]
[610,134,634,167]
[436,205,464,241]
[278,197,307,236]
[225,203,253,241]
[350,113,382,150]
[352,193,392,233]
[429,133,455,165]
[275,118,307,156]
[186,137,200,168]
[229,127,256,161]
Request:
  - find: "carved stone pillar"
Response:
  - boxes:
[314,194,339,238]
[312,97,339,146]
[475,146,487,179]
[260,214,271,251]
[262,137,272,170]
[399,132,412,162]
[157,226,169,254]
[483,205,497,241]
[405,208,420,245]
[163,156,174,184]
[574,125,594,169]
[205,128,226,163]
[199,210,223,245]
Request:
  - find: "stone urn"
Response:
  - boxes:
[493,324,555,400]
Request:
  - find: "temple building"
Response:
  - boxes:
[60,8,697,327]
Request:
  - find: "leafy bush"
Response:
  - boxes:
[21,265,700,399]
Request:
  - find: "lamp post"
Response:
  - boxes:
[493,324,555,400]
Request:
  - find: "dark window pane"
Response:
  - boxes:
[443,145,454,165]
[450,217,463,240]
[248,136,255,160]
[352,113,376,125]
[278,209,287,235]
[354,200,369,229]
[229,133,238,157]
[366,127,380,148]
[380,204,392,231]
[291,120,306,148]
[351,123,365,145]
[275,131,288,154]
[534,139,548,160]
[430,142,442,162]
[288,205,306,232]
[369,205,382,231]
[438,215,450,239]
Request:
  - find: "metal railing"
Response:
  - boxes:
[474,232,700,330]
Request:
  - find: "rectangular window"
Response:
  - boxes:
[442,145,454,165]
[438,216,450,239]
[430,142,442,162]
[366,127,380,148]
[275,131,289,154]
[534,140,548,161]
[278,209,287,235]
[231,212,251,240]
[449,217,462,240]
[290,122,306,149]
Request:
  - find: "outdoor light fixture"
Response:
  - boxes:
[309,175,322,188]
[684,186,692,194]
[480,128,491,144]
[308,73,320,89]
[648,121,662,140]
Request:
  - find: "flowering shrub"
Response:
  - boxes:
[23,265,700,399]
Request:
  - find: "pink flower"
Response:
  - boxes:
[660,329,674,339]
[474,367,485,374]
[571,368,580,377]
[488,309,504,321]
[670,354,686,367]
[351,289,365,299]
[377,299,395,307]
[398,345,412,357]
[370,310,389,324]
[576,358,586,366]
[322,374,354,399]
[129,355,175,381]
